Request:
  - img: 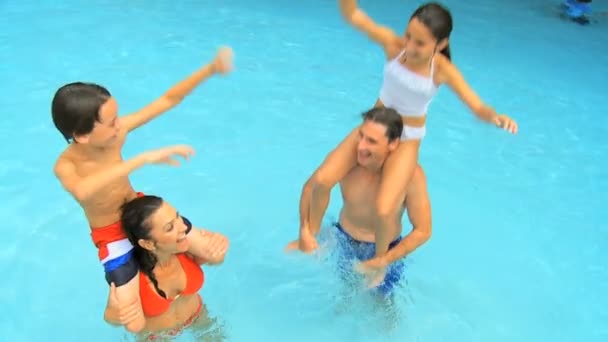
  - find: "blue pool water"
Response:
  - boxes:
[1,0,607,340]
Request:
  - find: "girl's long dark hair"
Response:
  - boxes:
[411,2,453,60]
[121,195,167,298]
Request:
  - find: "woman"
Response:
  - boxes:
[297,1,518,257]
[104,195,229,340]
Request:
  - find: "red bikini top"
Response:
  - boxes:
[139,253,205,317]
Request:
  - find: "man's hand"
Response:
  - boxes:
[285,225,319,254]
[212,46,234,74]
[354,256,388,288]
[104,283,141,326]
[140,145,194,166]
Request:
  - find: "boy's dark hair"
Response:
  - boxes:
[51,82,111,143]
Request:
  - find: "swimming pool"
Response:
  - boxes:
[1,0,607,340]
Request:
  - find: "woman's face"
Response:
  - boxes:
[141,201,190,254]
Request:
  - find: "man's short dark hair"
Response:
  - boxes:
[361,107,403,142]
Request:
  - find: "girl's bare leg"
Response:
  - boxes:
[374,140,421,256]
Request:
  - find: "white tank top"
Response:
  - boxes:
[379,51,439,117]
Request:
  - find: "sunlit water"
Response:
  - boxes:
[1,0,606,341]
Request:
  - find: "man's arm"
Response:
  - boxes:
[121,47,233,133]
[299,176,314,232]
[378,167,432,265]
[284,171,330,253]
[308,167,341,236]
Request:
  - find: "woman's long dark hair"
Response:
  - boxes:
[410,2,453,60]
[121,195,167,299]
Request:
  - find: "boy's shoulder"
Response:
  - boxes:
[53,145,77,178]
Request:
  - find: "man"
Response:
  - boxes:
[52,47,233,332]
[286,107,432,296]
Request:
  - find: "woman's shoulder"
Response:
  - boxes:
[180,252,206,265]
